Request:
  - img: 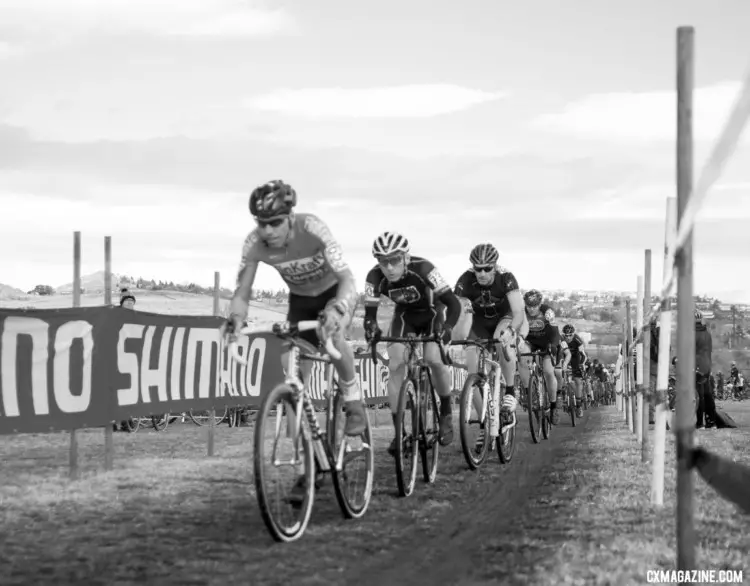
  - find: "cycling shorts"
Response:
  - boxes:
[470,314,511,339]
[287,283,339,347]
[389,307,444,339]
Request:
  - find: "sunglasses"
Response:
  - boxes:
[257,218,285,228]
[474,265,494,273]
[377,255,404,268]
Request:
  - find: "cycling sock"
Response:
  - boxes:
[550,401,557,410]
[504,385,515,396]
[439,396,452,416]
[339,377,362,402]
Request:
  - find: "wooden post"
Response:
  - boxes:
[104,236,114,471]
[636,276,644,441]
[621,324,627,419]
[207,271,221,458]
[625,300,633,432]
[675,25,696,575]
[70,231,81,480]
[652,197,678,505]
[642,249,652,462]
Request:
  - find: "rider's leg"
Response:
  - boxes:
[493,317,519,413]
[541,355,558,420]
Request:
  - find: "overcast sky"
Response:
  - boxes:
[1,0,749,301]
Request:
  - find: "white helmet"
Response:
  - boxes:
[372,231,410,257]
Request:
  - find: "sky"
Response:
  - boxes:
[1,0,750,302]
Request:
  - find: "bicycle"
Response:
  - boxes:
[369,332,451,497]
[558,369,576,427]
[228,320,375,543]
[517,348,553,443]
[451,338,517,470]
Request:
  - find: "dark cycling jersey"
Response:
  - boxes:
[454,267,519,321]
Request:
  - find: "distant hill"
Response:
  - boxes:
[56,270,125,293]
[0,283,29,300]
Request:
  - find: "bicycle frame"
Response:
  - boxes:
[234,321,354,475]
[450,338,515,436]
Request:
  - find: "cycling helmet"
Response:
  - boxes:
[249,180,297,219]
[563,324,575,335]
[372,231,410,257]
[523,289,543,307]
[469,243,499,266]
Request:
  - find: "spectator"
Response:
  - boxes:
[695,309,717,429]
[115,287,136,432]
[120,287,136,309]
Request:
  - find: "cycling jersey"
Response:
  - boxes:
[524,304,561,354]
[594,365,608,382]
[364,256,451,314]
[454,267,519,321]
[237,213,348,297]
[567,334,586,355]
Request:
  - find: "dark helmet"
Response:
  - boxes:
[523,289,543,307]
[563,324,575,335]
[249,180,297,219]
[469,243,499,266]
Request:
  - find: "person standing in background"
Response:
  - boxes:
[120,287,136,309]
[694,309,717,429]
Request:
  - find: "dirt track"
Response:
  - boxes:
[1,407,591,586]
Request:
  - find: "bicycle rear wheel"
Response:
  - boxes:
[330,387,374,519]
[253,383,315,543]
[188,406,228,426]
[527,375,542,443]
[395,377,419,497]
[151,413,169,432]
[123,417,140,433]
[539,377,550,440]
[497,394,516,464]
[419,371,440,483]
[569,391,576,427]
[459,373,489,470]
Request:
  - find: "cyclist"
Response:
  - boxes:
[363,231,462,455]
[517,290,561,424]
[452,243,525,419]
[562,323,588,417]
[552,336,572,423]
[223,180,366,440]
[593,359,608,404]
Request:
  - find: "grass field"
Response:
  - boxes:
[2,399,748,585]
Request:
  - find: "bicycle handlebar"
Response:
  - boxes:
[368,333,452,367]
[449,338,514,362]
[229,319,341,364]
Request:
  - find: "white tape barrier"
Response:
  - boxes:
[630,66,750,350]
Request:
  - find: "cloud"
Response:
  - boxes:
[533,81,749,143]
[245,85,507,119]
[579,181,750,221]
[0,0,296,39]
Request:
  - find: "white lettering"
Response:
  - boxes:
[53,320,93,414]
[184,328,220,400]
[170,327,185,400]
[243,336,266,396]
[141,326,171,404]
[1,316,49,417]
[117,324,145,406]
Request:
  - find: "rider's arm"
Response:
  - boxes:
[363,267,382,322]
[499,271,524,332]
[305,215,358,313]
[453,272,473,314]
[560,339,571,369]
[423,263,460,328]
[228,233,260,320]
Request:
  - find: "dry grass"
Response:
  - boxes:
[2,399,747,585]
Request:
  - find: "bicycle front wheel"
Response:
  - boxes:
[253,384,315,543]
[395,377,419,497]
[459,373,489,470]
[527,375,542,444]
[419,370,440,484]
[540,377,550,440]
[330,388,374,519]
[569,391,576,427]
[188,406,228,427]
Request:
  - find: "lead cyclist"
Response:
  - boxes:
[222,180,367,444]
